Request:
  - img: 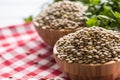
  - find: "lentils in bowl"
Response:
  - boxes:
[33,1,87,46]
[54,26,120,80]
[55,26,120,64]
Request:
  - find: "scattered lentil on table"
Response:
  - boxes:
[26,51,30,55]
[34,61,39,65]
[56,27,120,64]
[40,77,64,80]
[34,1,87,30]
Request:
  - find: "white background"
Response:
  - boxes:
[0,0,107,27]
[0,0,52,27]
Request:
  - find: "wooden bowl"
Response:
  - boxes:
[53,45,120,80]
[33,21,76,46]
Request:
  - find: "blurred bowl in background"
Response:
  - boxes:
[33,21,76,46]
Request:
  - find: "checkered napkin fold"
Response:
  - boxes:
[0,23,68,80]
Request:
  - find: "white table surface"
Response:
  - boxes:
[0,0,53,27]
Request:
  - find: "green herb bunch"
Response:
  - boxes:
[54,0,120,31]
[85,0,120,31]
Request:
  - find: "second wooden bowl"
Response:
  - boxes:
[53,45,120,80]
[33,21,76,46]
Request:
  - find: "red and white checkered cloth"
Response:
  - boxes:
[0,23,68,80]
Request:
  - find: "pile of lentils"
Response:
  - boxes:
[34,1,86,30]
[56,27,120,64]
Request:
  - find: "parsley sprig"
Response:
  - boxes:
[85,0,120,31]
[26,0,120,31]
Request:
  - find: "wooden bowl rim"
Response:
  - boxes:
[53,45,120,66]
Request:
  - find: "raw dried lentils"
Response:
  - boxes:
[56,27,120,64]
[34,1,87,30]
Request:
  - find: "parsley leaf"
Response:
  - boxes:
[24,15,33,23]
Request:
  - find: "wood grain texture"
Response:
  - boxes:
[53,45,120,80]
[33,21,75,46]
